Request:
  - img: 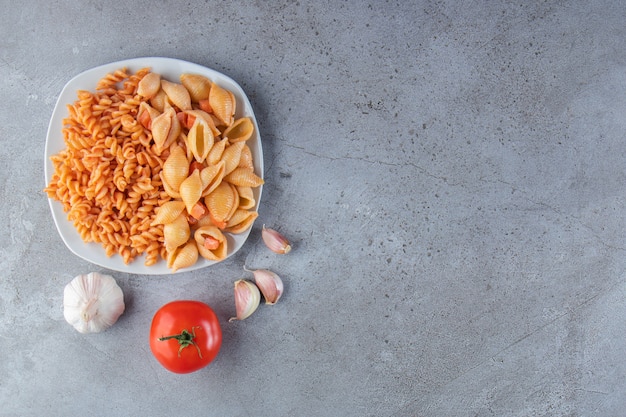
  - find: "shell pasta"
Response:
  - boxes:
[45,67,262,270]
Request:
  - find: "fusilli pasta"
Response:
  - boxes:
[45,67,169,266]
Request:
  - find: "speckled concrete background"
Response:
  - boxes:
[2,1,626,416]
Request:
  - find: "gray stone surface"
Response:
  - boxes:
[2,1,626,415]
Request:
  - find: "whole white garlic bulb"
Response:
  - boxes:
[63,272,125,334]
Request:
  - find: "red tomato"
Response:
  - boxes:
[149,300,222,374]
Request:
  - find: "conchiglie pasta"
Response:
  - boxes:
[186,117,214,163]
[200,161,225,197]
[179,169,204,214]
[161,144,189,195]
[224,167,264,187]
[167,239,199,272]
[137,72,161,99]
[207,82,235,127]
[223,117,254,143]
[180,73,212,102]
[151,106,181,153]
[238,145,254,169]
[225,209,259,234]
[194,226,228,261]
[161,80,192,111]
[204,181,239,229]
[163,213,190,252]
[207,138,228,166]
[150,89,169,112]
[182,109,220,137]
[221,141,246,175]
[235,186,255,210]
[151,200,186,225]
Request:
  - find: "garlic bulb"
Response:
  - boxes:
[261,225,292,254]
[229,279,260,322]
[63,272,125,334]
[249,268,284,305]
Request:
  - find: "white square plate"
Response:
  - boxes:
[44,57,263,275]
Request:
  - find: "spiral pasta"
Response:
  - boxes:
[45,67,169,266]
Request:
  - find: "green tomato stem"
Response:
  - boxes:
[158,326,203,358]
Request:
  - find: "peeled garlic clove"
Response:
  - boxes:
[229,279,260,322]
[63,272,125,334]
[261,225,292,254]
[250,269,283,305]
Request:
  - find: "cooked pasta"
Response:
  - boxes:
[45,67,168,266]
[45,67,263,270]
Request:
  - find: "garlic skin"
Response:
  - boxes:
[261,226,292,254]
[250,269,284,305]
[63,272,125,334]
[229,279,260,322]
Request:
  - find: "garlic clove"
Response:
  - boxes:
[63,272,125,334]
[229,279,260,322]
[249,269,284,305]
[261,225,292,254]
